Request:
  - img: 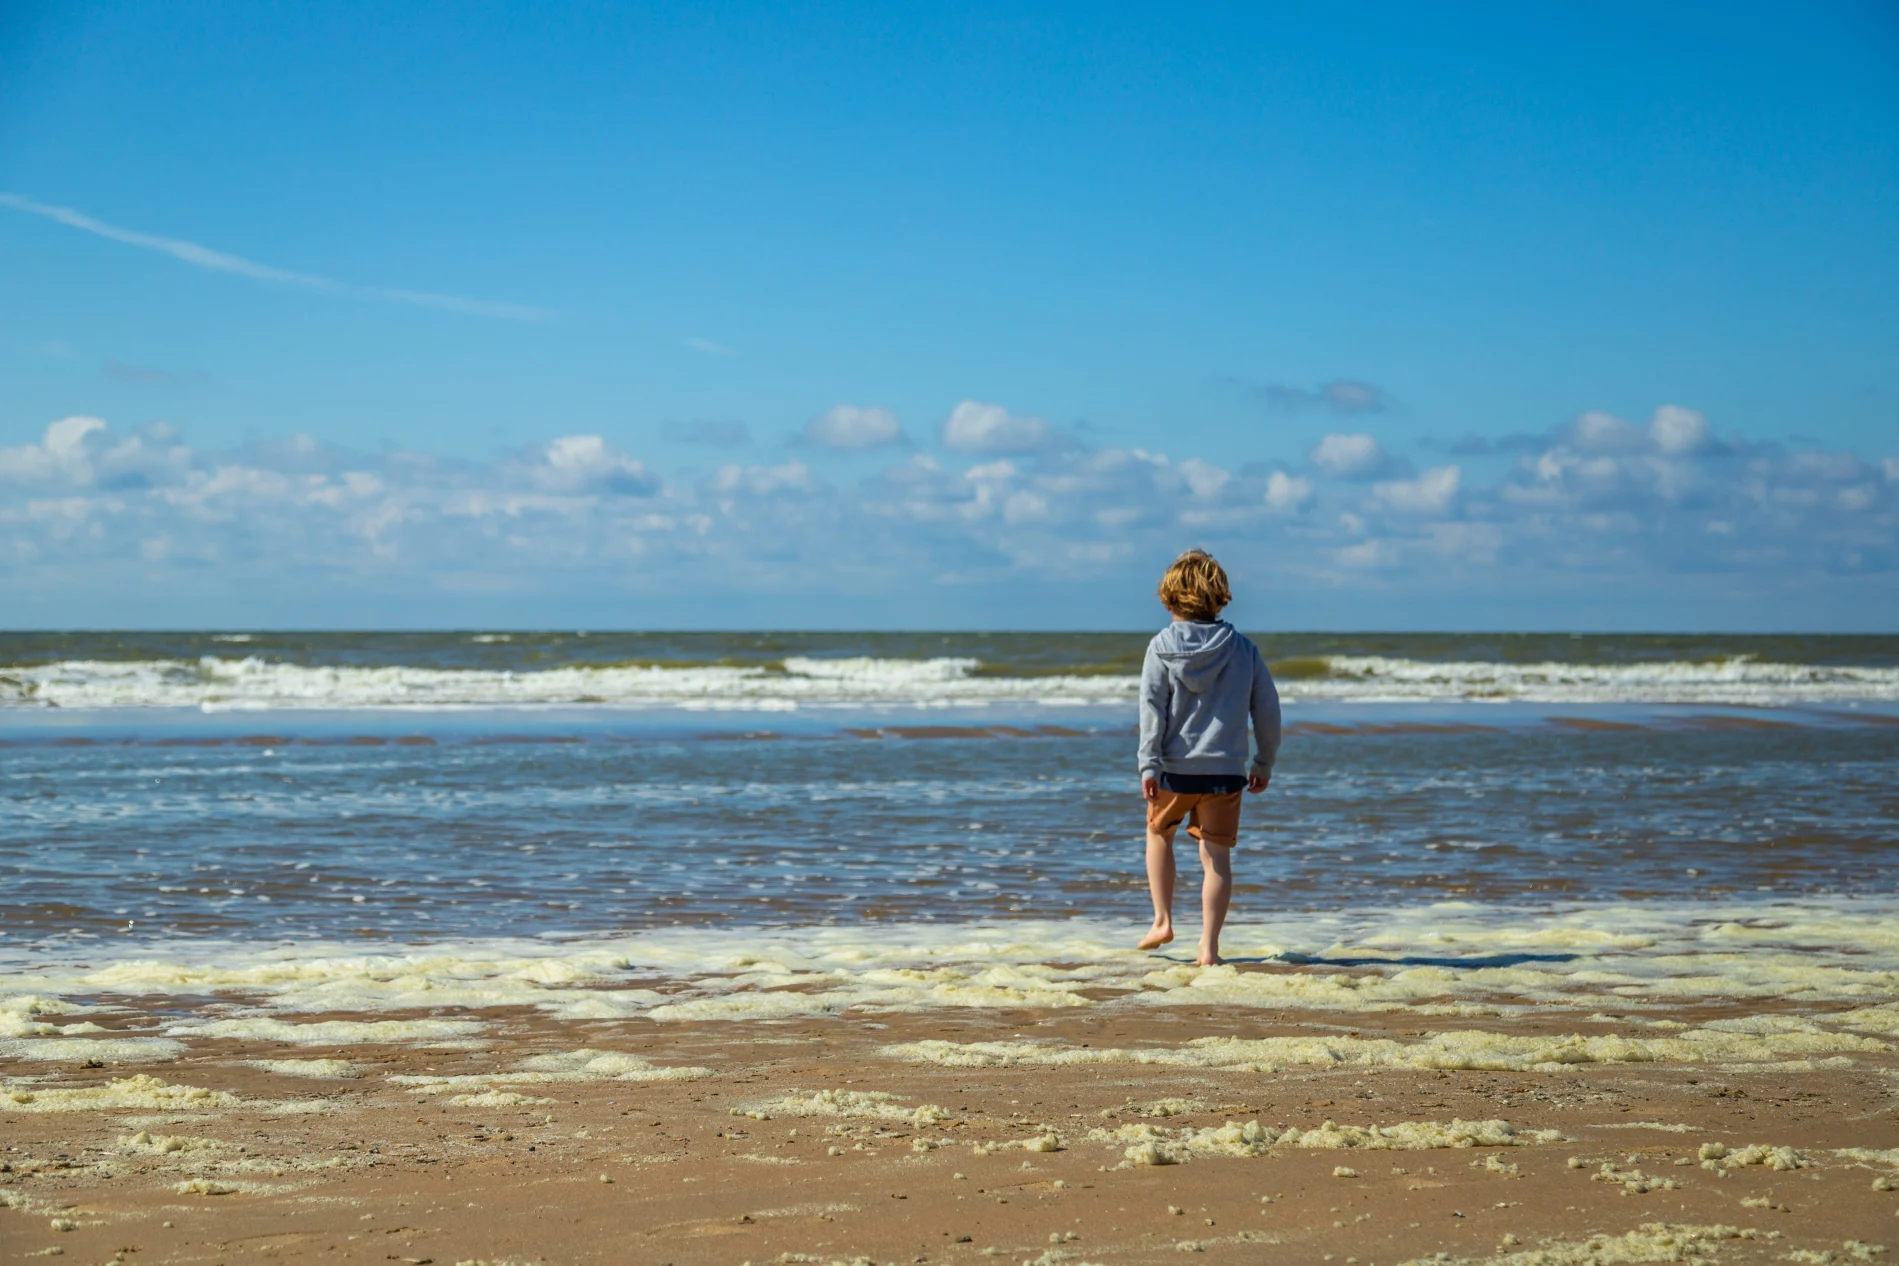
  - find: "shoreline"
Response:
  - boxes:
[8,904,1898,1260]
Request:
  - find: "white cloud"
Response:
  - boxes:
[941,401,1062,453]
[1372,466,1461,516]
[1557,405,1716,458]
[1175,458,1231,499]
[0,407,1891,607]
[1649,405,1711,456]
[1566,410,1648,453]
[804,404,904,449]
[1263,470,1313,513]
[713,460,817,498]
[0,193,554,322]
[0,416,103,484]
[0,415,194,491]
[525,435,658,497]
[1309,432,1404,480]
[1336,538,1400,569]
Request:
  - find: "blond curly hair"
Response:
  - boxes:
[1157,549,1231,621]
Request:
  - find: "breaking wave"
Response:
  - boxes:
[3,650,1898,708]
[0,654,1124,710]
[1303,654,1899,705]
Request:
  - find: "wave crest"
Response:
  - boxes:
[0,654,1122,710]
[2,651,1896,709]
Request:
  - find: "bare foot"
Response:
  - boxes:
[1137,924,1174,951]
[1196,946,1224,966]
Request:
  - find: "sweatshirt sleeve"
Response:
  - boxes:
[1137,644,1169,781]
[1248,644,1282,777]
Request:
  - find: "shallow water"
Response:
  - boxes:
[5,629,1897,1026]
[4,701,1895,952]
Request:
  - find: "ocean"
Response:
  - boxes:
[3,630,1896,1029]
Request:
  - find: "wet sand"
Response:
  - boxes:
[6,1001,1896,1265]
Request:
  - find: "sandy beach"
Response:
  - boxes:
[6,640,1898,1263]
[7,963,1897,1265]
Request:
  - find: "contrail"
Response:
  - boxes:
[0,192,555,323]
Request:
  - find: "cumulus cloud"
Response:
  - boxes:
[941,401,1065,454]
[1309,433,1409,480]
[713,459,818,498]
[803,404,904,449]
[1372,466,1460,515]
[1649,405,1711,456]
[0,407,1892,607]
[1263,470,1313,513]
[1556,404,1723,458]
[522,435,659,497]
[0,415,105,484]
[0,415,193,492]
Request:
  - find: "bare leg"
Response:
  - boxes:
[1138,829,1176,950]
[1197,839,1233,966]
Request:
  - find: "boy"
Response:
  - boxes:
[1136,549,1281,965]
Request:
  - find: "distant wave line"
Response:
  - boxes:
[3,653,1898,709]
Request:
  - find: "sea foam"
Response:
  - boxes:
[5,652,1898,709]
[3,901,1895,1055]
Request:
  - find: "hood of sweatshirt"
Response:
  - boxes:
[1151,620,1241,694]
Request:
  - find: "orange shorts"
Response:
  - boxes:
[1145,788,1243,848]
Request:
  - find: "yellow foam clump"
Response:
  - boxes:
[1724,1143,1807,1171]
[174,1178,240,1195]
[969,1133,1063,1156]
[172,1017,485,1045]
[0,1035,184,1063]
[242,1058,360,1078]
[120,1130,222,1155]
[1834,1006,1899,1036]
[512,1049,713,1081]
[1095,1116,1554,1166]
[391,1049,712,1099]
[1,1074,239,1113]
[884,1021,1885,1073]
[646,992,845,1022]
[1782,1247,1887,1266]
[748,1088,951,1125]
[1398,1222,1759,1265]
[1288,1118,1559,1149]
[0,994,106,1038]
[1101,1119,1278,1165]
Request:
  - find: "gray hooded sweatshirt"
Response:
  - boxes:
[1137,620,1282,782]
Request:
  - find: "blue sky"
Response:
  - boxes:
[2,1,1896,629]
